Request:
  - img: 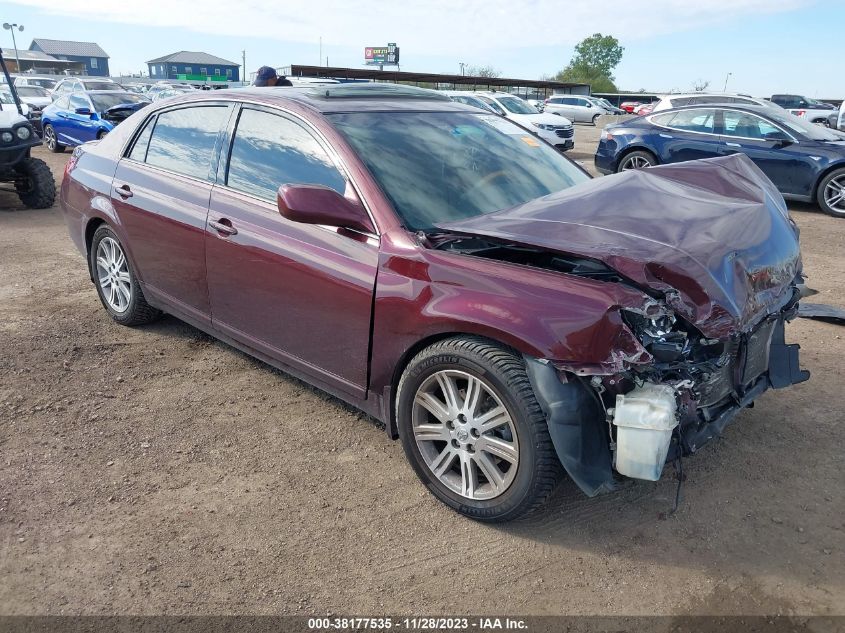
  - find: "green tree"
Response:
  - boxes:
[554,33,623,92]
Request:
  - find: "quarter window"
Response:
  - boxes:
[144,106,229,180]
[226,108,346,202]
[128,117,156,162]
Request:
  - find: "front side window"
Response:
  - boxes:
[721,111,780,139]
[144,106,229,180]
[475,96,506,116]
[69,94,90,111]
[663,108,716,134]
[329,111,589,232]
[496,96,538,115]
[226,108,346,202]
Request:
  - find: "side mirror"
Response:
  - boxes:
[277,184,374,234]
[74,107,92,116]
[764,131,792,145]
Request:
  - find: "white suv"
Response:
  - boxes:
[473,92,575,150]
[652,93,785,113]
[543,95,606,124]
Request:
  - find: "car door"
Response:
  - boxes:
[717,109,814,196]
[48,95,72,143]
[110,103,233,326]
[205,105,379,397]
[649,108,724,163]
[65,93,98,144]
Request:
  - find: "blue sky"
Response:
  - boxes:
[3,0,842,96]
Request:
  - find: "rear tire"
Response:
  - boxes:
[89,225,162,326]
[592,113,601,125]
[817,168,845,218]
[14,157,56,209]
[43,124,65,153]
[617,150,657,172]
[396,336,562,522]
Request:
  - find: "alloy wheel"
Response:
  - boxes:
[412,369,519,500]
[621,155,653,170]
[95,237,132,313]
[824,175,845,213]
[44,126,56,151]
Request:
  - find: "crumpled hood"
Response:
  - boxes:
[438,154,802,338]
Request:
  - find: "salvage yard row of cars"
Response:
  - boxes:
[53,83,814,522]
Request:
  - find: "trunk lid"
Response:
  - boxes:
[437,154,801,338]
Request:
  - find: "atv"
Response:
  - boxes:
[1,52,56,209]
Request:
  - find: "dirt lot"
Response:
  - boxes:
[1,126,843,617]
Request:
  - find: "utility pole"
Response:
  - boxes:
[319,36,322,67]
[2,22,24,73]
[723,72,732,92]
[459,62,466,76]
[242,49,246,85]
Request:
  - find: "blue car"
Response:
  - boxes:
[41,90,149,152]
[595,104,845,217]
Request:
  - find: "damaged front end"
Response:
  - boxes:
[525,284,809,496]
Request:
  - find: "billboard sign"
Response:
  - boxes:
[364,43,399,65]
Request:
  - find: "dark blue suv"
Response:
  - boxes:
[595,105,845,217]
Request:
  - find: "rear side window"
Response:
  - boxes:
[664,109,716,134]
[225,108,346,202]
[144,106,229,180]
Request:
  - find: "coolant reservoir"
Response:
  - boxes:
[612,383,678,481]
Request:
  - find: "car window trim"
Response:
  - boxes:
[716,107,798,143]
[646,108,719,138]
[120,102,234,183]
[217,100,381,238]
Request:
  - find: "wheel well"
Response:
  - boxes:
[84,218,106,277]
[616,146,658,166]
[810,163,845,202]
[385,331,519,439]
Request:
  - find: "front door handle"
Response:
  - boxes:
[113,183,133,198]
[209,219,238,236]
[725,142,742,148]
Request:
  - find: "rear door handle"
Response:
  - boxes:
[725,142,742,147]
[113,183,133,198]
[209,219,238,236]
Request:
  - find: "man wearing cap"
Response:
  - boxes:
[253,66,293,87]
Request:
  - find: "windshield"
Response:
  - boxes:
[767,111,842,141]
[496,96,539,115]
[0,89,15,105]
[329,111,589,231]
[16,86,49,98]
[82,81,116,91]
[90,93,147,112]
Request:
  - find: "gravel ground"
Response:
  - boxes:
[0,125,843,617]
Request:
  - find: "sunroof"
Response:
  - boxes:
[310,83,450,100]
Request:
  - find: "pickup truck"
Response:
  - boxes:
[771,94,838,127]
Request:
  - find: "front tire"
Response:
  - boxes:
[817,168,845,218]
[396,336,562,522]
[617,150,657,172]
[592,113,601,126]
[89,225,162,326]
[43,124,65,153]
[14,157,56,209]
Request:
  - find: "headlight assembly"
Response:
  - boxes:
[622,307,689,362]
[17,126,32,140]
[1,131,13,143]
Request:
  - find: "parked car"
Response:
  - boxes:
[770,94,836,126]
[589,97,624,115]
[0,86,40,131]
[653,93,785,113]
[150,86,195,102]
[595,104,845,217]
[146,82,194,101]
[473,91,575,150]
[52,77,117,98]
[838,100,845,131]
[526,99,545,112]
[41,90,149,151]
[11,85,51,131]
[14,75,58,93]
[59,84,808,521]
[633,102,657,116]
[544,95,606,124]
[620,101,642,113]
[440,91,498,114]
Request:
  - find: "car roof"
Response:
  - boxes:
[144,83,471,114]
[660,92,761,100]
[654,103,776,115]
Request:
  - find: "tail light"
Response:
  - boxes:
[65,146,83,174]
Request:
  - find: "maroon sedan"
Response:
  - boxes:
[60,84,808,521]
